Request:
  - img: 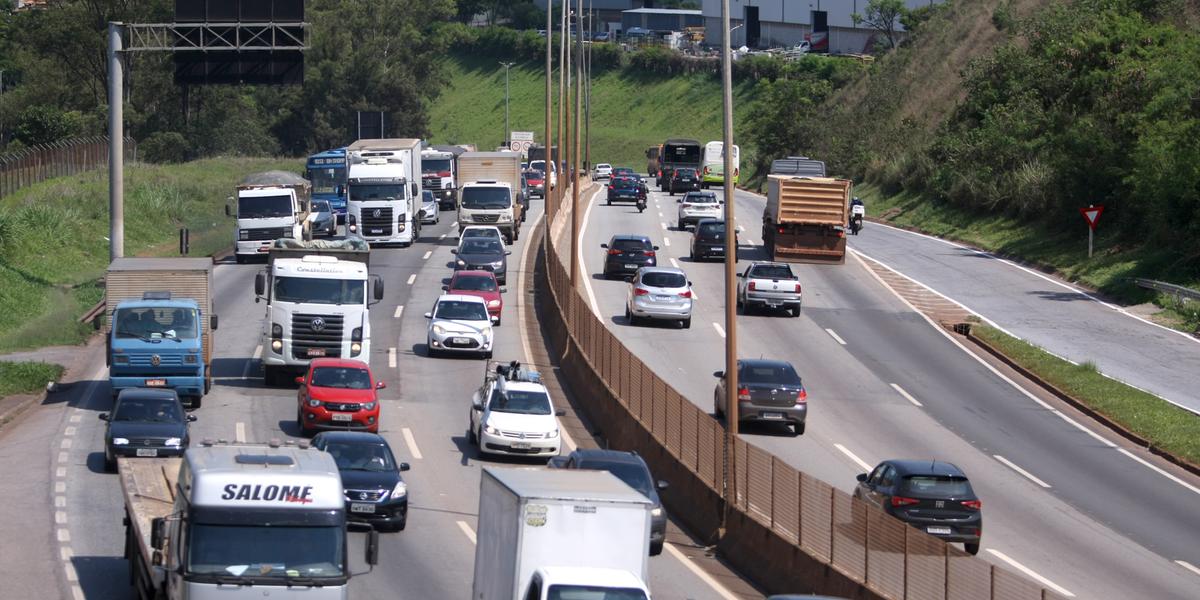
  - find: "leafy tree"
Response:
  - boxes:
[14,105,84,145]
[852,0,908,51]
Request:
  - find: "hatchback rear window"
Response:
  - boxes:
[611,238,650,251]
[750,265,794,279]
[697,222,726,237]
[686,194,717,204]
[740,363,801,385]
[640,272,686,288]
[902,476,972,497]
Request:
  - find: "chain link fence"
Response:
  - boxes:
[0,137,135,198]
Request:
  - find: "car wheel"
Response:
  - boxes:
[104,447,116,473]
[793,422,805,436]
[964,542,980,556]
[650,541,664,556]
[681,317,691,329]
[793,305,802,317]
[297,408,312,437]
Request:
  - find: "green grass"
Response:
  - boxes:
[0,361,65,397]
[973,325,1200,465]
[428,53,756,172]
[0,157,299,352]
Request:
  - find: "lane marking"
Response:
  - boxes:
[57,528,70,542]
[235,422,246,444]
[60,439,71,449]
[394,305,404,319]
[55,467,66,478]
[57,451,67,463]
[55,511,67,524]
[55,496,65,508]
[890,383,922,407]
[422,250,432,260]
[663,543,742,600]
[242,344,264,380]
[388,347,397,368]
[834,443,872,472]
[457,520,477,544]
[439,233,447,240]
[64,562,78,582]
[401,427,424,460]
[1117,448,1200,496]
[825,328,847,345]
[1053,411,1117,448]
[64,426,76,436]
[252,344,262,360]
[576,187,605,317]
[670,258,680,268]
[986,549,1075,597]
[712,322,726,338]
[993,455,1051,488]
[406,274,417,285]
[69,414,81,423]
[1175,560,1200,577]
[661,222,668,231]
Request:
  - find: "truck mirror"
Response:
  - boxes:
[713,371,724,378]
[410,182,418,197]
[150,517,166,550]
[472,400,482,410]
[99,413,109,421]
[255,273,266,297]
[366,530,380,566]
[210,315,218,330]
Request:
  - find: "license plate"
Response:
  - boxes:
[624,264,639,269]
[767,302,782,308]
[511,441,532,449]
[370,228,383,234]
[144,379,167,387]
[307,348,326,357]
[136,448,158,457]
[761,412,785,420]
[332,413,353,422]
[654,295,674,302]
[350,503,376,514]
[453,337,471,345]
[927,526,952,535]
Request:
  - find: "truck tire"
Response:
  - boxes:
[190,395,202,410]
[235,254,246,264]
[264,365,281,387]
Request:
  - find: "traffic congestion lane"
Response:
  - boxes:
[577,181,1200,598]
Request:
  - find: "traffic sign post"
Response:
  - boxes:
[1079,204,1104,258]
[509,131,534,156]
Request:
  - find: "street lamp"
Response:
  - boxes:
[500,61,515,149]
[719,0,739,537]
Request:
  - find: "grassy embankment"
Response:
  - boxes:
[428,53,755,174]
[0,361,64,397]
[0,157,298,352]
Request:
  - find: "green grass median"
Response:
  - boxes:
[0,361,65,398]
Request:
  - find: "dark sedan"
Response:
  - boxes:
[854,460,982,554]
[313,431,412,532]
[100,388,196,472]
[606,176,645,205]
[612,166,637,179]
[668,167,701,195]
[453,237,512,285]
[601,235,658,279]
[548,449,669,555]
[713,359,807,435]
[690,218,738,261]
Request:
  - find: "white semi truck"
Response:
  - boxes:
[472,467,653,600]
[120,440,379,600]
[256,238,383,386]
[230,171,313,264]
[346,138,423,246]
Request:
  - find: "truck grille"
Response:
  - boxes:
[472,214,499,223]
[291,313,344,359]
[245,226,291,241]
[362,207,393,235]
[129,353,184,367]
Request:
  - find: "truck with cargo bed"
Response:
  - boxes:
[762,175,852,264]
[231,171,314,264]
[457,151,524,243]
[346,138,422,246]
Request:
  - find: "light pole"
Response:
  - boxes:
[719,0,739,536]
[584,0,592,171]
[558,2,567,205]
[500,61,515,149]
[544,0,553,224]
[570,0,583,286]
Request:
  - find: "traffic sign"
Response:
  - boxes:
[1079,205,1104,230]
[509,140,534,154]
[510,131,534,142]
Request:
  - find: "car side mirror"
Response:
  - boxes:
[505,250,512,256]
[499,287,508,293]
[295,376,305,385]
[441,285,449,291]
[657,480,669,490]
[399,462,410,472]
[735,272,744,278]
[210,315,218,330]
[376,381,387,389]
[856,473,868,483]
[366,530,380,566]
[600,243,608,249]
[99,413,109,421]
[450,249,458,254]
[688,281,693,286]
[652,246,660,250]
[150,517,166,550]
[676,198,682,203]
[713,371,724,378]
[187,414,198,422]
[424,312,432,319]
[554,409,566,416]
[472,400,482,410]
[255,273,266,297]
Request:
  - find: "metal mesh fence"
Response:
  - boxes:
[0,137,135,198]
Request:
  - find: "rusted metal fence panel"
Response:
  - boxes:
[904,527,946,600]
[946,545,992,600]
[799,474,833,562]
[665,390,682,455]
[697,417,719,489]
[866,508,906,600]
[680,401,700,472]
[830,492,867,583]
[770,458,799,544]
[992,567,1044,600]
[745,444,773,526]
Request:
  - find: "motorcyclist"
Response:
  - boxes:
[849,196,865,235]
[636,180,648,213]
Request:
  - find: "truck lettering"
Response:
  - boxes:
[219,484,315,503]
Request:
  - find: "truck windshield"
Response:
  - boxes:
[422,159,452,173]
[547,586,648,600]
[308,167,344,195]
[114,307,199,341]
[349,183,406,200]
[273,277,365,305]
[187,524,344,579]
[461,187,511,210]
[239,195,293,219]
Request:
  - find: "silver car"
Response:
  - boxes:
[625,267,693,328]
[676,191,722,230]
[420,190,439,225]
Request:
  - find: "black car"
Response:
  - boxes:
[100,388,196,472]
[518,174,530,221]
[453,237,512,285]
[312,431,411,532]
[548,449,669,555]
[668,167,700,195]
[606,176,644,205]
[854,459,982,554]
[713,359,807,435]
[691,218,738,261]
[601,235,658,279]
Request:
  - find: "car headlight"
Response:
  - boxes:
[308,399,321,407]
[651,507,663,517]
[392,480,408,498]
[239,229,249,240]
[492,260,504,268]
[482,326,493,338]
[432,324,446,335]
[484,424,499,435]
[184,354,197,364]
[113,438,129,446]
[456,259,466,267]
[362,402,376,411]
[164,437,182,448]
[548,429,559,438]
[499,214,512,222]
[487,299,501,307]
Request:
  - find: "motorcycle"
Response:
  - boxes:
[849,203,865,235]
[636,196,647,213]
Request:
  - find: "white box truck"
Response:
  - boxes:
[346,138,422,246]
[457,151,524,244]
[472,467,653,600]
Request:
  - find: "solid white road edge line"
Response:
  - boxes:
[825,328,847,345]
[1175,560,1200,578]
[993,455,1051,489]
[890,383,922,407]
[401,427,424,460]
[456,520,477,545]
[235,422,246,444]
[1116,448,1200,496]
[388,347,397,369]
[394,305,404,319]
[833,443,872,472]
[406,274,416,285]
[712,322,726,338]
[663,543,742,600]
[577,187,605,318]
[986,549,1075,597]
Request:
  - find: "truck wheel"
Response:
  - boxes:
[235,254,246,264]
[190,395,202,410]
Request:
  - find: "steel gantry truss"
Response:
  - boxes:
[123,22,307,52]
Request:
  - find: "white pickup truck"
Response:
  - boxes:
[737,261,803,317]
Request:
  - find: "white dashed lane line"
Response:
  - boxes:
[422,250,432,260]
[457,520,477,544]
[993,455,1051,489]
[401,427,423,460]
[388,347,397,368]
[406,274,416,285]
[235,422,246,443]
[712,322,726,338]
[833,443,872,472]
[825,328,847,345]
[890,383,922,407]
[394,305,404,319]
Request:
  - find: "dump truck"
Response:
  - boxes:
[119,441,378,600]
[762,174,852,264]
[231,171,314,264]
[105,258,217,408]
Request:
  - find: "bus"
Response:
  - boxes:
[305,147,348,222]
[701,141,739,188]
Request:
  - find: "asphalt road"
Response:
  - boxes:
[0,200,750,599]
[847,219,1200,414]
[571,179,1200,600]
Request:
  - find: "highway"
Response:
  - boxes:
[571,179,1200,600]
[0,197,753,599]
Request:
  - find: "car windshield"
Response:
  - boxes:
[584,460,654,497]
[547,586,648,600]
[613,178,638,188]
[663,144,702,165]
[598,164,611,169]
[640,272,686,288]
[675,169,697,177]
[422,190,435,202]
[490,390,552,415]
[528,170,544,179]
[348,182,406,200]
[187,524,344,578]
[461,239,503,255]
[461,187,511,210]
[312,200,331,213]
[324,441,396,471]
[273,277,365,305]
[307,167,344,195]
[685,194,717,204]
[611,238,649,251]
[740,363,802,385]
[238,195,293,219]
[114,307,200,341]
[453,275,498,292]
[614,168,634,175]
[422,159,452,173]
[902,475,973,497]
[113,398,182,423]
[697,222,726,237]
[436,300,489,321]
[749,265,794,279]
[311,367,371,389]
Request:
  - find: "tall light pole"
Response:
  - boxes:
[570,0,583,286]
[108,23,125,260]
[719,0,739,535]
[544,1,553,224]
[500,62,515,150]
[558,2,567,206]
[584,0,592,171]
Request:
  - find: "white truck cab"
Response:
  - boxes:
[459,180,518,244]
[232,172,312,264]
[346,139,422,247]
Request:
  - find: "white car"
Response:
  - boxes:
[458,225,504,245]
[676,190,723,230]
[425,294,494,358]
[593,163,613,180]
[469,363,564,457]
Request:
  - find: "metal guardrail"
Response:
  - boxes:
[1132,278,1200,302]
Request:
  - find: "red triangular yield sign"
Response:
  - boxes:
[1079,205,1105,230]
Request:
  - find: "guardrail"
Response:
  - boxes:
[0,136,135,198]
[537,191,1069,599]
[1132,277,1200,302]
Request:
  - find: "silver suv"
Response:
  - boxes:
[676,191,722,230]
[625,267,693,328]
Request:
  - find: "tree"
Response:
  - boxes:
[852,0,907,51]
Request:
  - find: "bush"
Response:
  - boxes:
[140,131,188,164]
[590,42,623,70]
[14,106,85,146]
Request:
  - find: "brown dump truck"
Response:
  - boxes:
[762,175,852,264]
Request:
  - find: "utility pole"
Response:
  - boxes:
[108,23,125,260]
[558,2,567,207]
[500,61,515,149]
[719,0,739,536]
[585,0,593,171]
[570,0,584,286]
[544,1,553,224]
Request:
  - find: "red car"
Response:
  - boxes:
[443,270,505,325]
[526,170,545,198]
[296,358,385,435]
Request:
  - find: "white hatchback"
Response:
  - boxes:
[425,294,494,358]
[594,163,613,180]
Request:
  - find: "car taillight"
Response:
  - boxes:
[777,226,786,234]
[658,170,663,177]
[644,250,656,258]
[795,388,807,404]
[679,290,692,298]
[608,249,622,255]
[748,281,756,291]
[737,387,751,402]
[634,288,650,296]
[890,496,919,508]
[608,184,614,189]
[703,166,710,174]
[961,499,982,510]
[794,282,803,293]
